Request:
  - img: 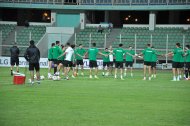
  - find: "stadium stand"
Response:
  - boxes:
[113,27,190,50]
[0,24,16,41]
[1,25,46,56]
[76,26,110,48]
[16,25,46,46]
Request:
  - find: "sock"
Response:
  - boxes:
[185,70,188,78]
[54,67,57,74]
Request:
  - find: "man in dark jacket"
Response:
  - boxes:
[24,40,40,84]
[10,42,20,75]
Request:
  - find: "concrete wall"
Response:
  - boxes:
[56,13,80,27]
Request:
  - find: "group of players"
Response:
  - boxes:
[48,41,190,81]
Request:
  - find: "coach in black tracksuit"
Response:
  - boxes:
[10,43,20,75]
[24,40,40,84]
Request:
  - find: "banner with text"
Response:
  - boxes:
[0,57,103,69]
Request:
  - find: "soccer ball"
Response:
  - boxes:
[52,76,61,81]
[57,76,61,80]
[40,75,45,80]
[28,79,31,83]
[48,75,52,79]
[34,74,37,79]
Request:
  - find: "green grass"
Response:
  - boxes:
[0,67,190,126]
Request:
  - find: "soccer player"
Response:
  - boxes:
[108,45,114,76]
[75,44,86,76]
[85,43,107,79]
[184,45,190,80]
[179,52,185,79]
[10,42,20,75]
[124,46,135,77]
[48,43,55,78]
[102,48,110,76]
[151,46,160,78]
[56,45,66,76]
[58,43,74,80]
[113,43,125,80]
[24,40,40,84]
[166,43,184,81]
[138,44,155,80]
[52,41,62,75]
[70,44,77,78]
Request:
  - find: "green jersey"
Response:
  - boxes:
[151,50,161,62]
[172,48,184,62]
[125,50,135,62]
[151,53,157,62]
[48,47,53,60]
[75,48,86,60]
[180,56,185,63]
[113,48,125,62]
[102,51,110,62]
[186,50,190,62]
[88,48,99,61]
[58,50,65,61]
[71,50,76,62]
[52,45,62,59]
[142,47,155,62]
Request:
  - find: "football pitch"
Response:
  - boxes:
[0,67,190,126]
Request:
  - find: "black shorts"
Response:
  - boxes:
[10,57,19,66]
[180,62,184,68]
[57,60,62,65]
[103,62,109,67]
[72,62,76,67]
[89,60,97,68]
[125,61,133,67]
[109,62,114,67]
[172,62,181,68]
[76,60,83,65]
[52,59,59,65]
[185,62,190,69]
[29,63,40,71]
[64,60,72,67]
[115,61,123,69]
[61,60,65,66]
[151,62,157,68]
[48,59,52,61]
[144,61,152,66]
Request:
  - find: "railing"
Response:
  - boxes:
[0,0,190,5]
[74,32,189,63]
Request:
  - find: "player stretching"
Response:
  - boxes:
[52,41,62,75]
[151,46,162,78]
[108,45,114,76]
[85,43,107,79]
[113,43,125,80]
[75,44,86,76]
[58,43,74,80]
[102,48,110,76]
[166,43,184,81]
[56,45,66,76]
[138,44,155,80]
[124,46,135,77]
